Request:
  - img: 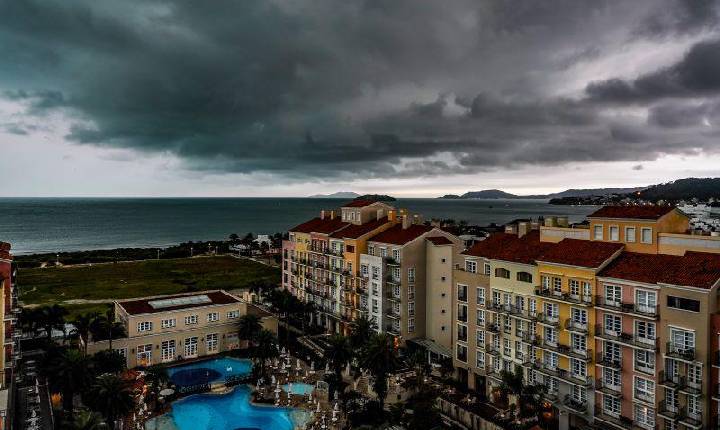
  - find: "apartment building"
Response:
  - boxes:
[0,242,16,387]
[451,206,720,430]
[86,290,277,368]
[360,221,461,352]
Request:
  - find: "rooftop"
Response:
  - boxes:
[289,217,348,234]
[599,251,720,289]
[426,236,454,246]
[342,199,378,208]
[330,216,390,239]
[462,231,553,265]
[0,242,11,260]
[118,290,240,315]
[368,224,434,245]
[588,205,676,220]
[537,239,623,268]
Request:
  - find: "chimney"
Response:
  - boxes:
[518,222,530,238]
[330,210,336,220]
[402,215,411,230]
[388,210,396,222]
[320,210,326,220]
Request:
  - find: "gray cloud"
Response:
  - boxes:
[1,0,720,181]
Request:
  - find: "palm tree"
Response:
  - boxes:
[238,314,263,348]
[85,374,135,428]
[349,315,375,352]
[71,313,96,355]
[326,334,352,395]
[145,365,169,412]
[39,304,68,341]
[498,366,547,420]
[47,349,93,419]
[359,333,400,410]
[406,350,430,391]
[250,329,279,378]
[66,410,108,430]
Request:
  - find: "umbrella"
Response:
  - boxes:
[159,388,175,396]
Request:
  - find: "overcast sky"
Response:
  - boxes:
[2,0,720,197]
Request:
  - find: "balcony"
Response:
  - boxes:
[536,289,592,306]
[594,295,659,319]
[520,332,541,345]
[384,256,400,266]
[594,327,658,351]
[633,390,654,406]
[666,342,695,362]
[564,318,588,334]
[536,312,560,327]
[386,325,401,336]
[385,275,401,285]
[657,400,681,421]
[562,394,588,414]
[679,408,703,429]
[596,352,622,369]
[486,322,499,333]
[386,308,401,319]
[566,372,594,387]
[596,379,623,398]
[594,411,634,430]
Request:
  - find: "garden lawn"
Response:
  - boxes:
[19,256,280,306]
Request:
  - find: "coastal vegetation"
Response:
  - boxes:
[18,255,280,308]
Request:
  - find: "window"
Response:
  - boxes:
[634,376,655,403]
[457,304,468,322]
[667,296,700,312]
[625,226,636,242]
[544,327,557,345]
[571,308,587,324]
[604,314,621,335]
[477,287,485,305]
[669,328,695,352]
[227,310,240,319]
[456,344,467,362]
[457,284,468,302]
[641,227,652,244]
[408,268,415,283]
[636,290,657,313]
[544,302,558,320]
[635,321,656,343]
[476,351,485,368]
[372,266,379,280]
[161,318,176,329]
[207,333,219,352]
[603,367,621,388]
[603,394,621,416]
[517,272,532,283]
[161,340,176,362]
[594,224,603,240]
[457,324,468,342]
[185,336,199,357]
[137,321,153,332]
[541,276,550,290]
[483,263,491,275]
[688,364,702,387]
[465,260,477,273]
[207,312,219,322]
[571,333,586,352]
[114,347,128,359]
[687,394,702,417]
[408,285,415,300]
[604,342,621,364]
[604,284,622,306]
[361,264,369,276]
[476,330,485,346]
[571,358,587,379]
[137,344,153,366]
[393,249,401,261]
[371,299,378,313]
[495,268,510,279]
[552,277,562,293]
[609,225,619,241]
[476,310,485,325]
[634,350,654,372]
[185,315,198,325]
[634,404,655,430]
[408,301,415,317]
[367,246,375,256]
[379,247,387,257]
[569,279,580,296]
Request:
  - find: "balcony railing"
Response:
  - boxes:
[564,318,588,333]
[594,295,659,318]
[596,379,622,397]
[536,289,592,305]
[562,394,588,414]
[633,390,654,405]
[596,352,622,369]
[536,312,560,327]
[384,256,400,266]
[594,327,658,351]
[666,342,695,361]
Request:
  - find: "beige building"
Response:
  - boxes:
[87,290,277,368]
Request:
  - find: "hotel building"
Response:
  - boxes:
[86,290,277,368]
[0,242,17,427]
[283,200,462,354]
[450,206,720,430]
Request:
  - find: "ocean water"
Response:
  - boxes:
[0,197,597,254]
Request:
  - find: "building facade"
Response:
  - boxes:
[87,290,277,368]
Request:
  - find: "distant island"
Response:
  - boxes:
[438,187,642,200]
[354,194,397,202]
[308,191,361,198]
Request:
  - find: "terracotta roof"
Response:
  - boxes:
[118,291,240,315]
[426,236,453,246]
[289,217,348,234]
[599,251,720,289]
[462,231,553,265]
[330,217,390,239]
[342,199,377,208]
[368,224,434,245]
[588,205,676,220]
[537,239,623,268]
[0,242,10,260]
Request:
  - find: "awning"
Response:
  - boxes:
[408,338,451,357]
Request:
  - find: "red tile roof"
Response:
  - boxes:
[599,251,720,289]
[426,236,453,246]
[289,217,348,234]
[368,224,434,245]
[118,291,240,315]
[588,205,676,220]
[330,217,390,239]
[342,199,377,208]
[462,231,553,265]
[0,242,11,260]
[537,239,623,268]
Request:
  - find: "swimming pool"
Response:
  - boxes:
[281,383,315,396]
[148,385,311,430]
[167,357,252,387]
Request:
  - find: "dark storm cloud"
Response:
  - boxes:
[635,0,720,38]
[1,0,720,180]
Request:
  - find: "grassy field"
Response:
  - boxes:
[19,256,280,310]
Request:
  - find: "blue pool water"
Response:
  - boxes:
[167,385,310,430]
[167,357,252,387]
[281,383,314,395]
